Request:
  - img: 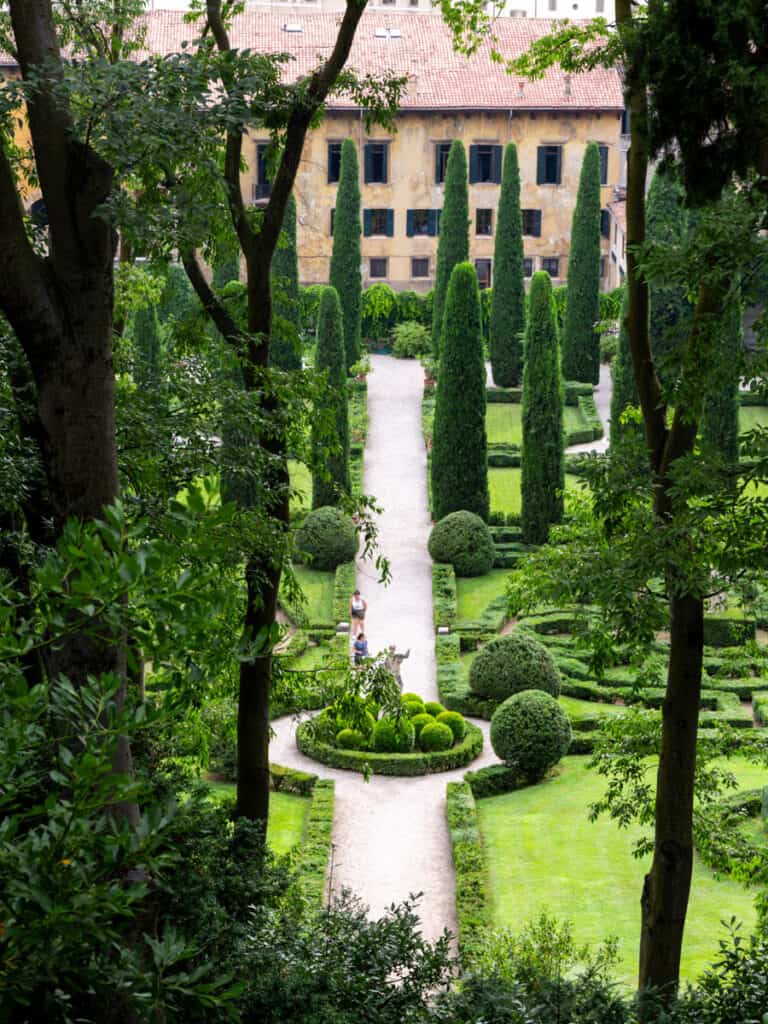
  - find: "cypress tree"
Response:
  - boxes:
[329,140,362,372]
[489,143,526,387]
[431,262,489,521]
[701,295,742,466]
[561,142,602,385]
[647,166,693,392]
[521,271,564,545]
[212,251,240,290]
[312,286,350,508]
[158,263,197,325]
[609,288,640,444]
[431,140,469,360]
[270,194,302,371]
[131,304,161,388]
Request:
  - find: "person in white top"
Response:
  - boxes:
[349,589,367,638]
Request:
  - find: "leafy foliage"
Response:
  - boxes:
[701,295,742,467]
[609,288,640,445]
[490,143,526,387]
[329,139,362,371]
[392,320,431,359]
[431,140,469,358]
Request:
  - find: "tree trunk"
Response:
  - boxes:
[638,592,703,1011]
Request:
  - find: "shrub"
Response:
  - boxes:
[428,511,494,577]
[300,283,324,334]
[402,691,423,703]
[489,143,525,387]
[403,698,426,717]
[392,321,431,359]
[469,632,561,702]
[436,710,467,742]
[371,715,415,753]
[361,283,398,343]
[425,701,446,717]
[336,728,367,750]
[411,713,434,739]
[311,287,350,508]
[609,287,640,444]
[397,289,431,326]
[329,139,362,370]
[419,721,454,752]
[430,264,489,521]
[295,507,358,570]
[432,140,469,358]
[490,690,571,780]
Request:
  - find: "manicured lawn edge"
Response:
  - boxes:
[296,719,484,776]
[446,781,490,957]
[293,778,336,905]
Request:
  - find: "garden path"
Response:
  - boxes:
[270,354,497,943]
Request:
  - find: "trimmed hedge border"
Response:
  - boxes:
[486,380,592,406]
[464,763,526,799]
[446,781,490,957]
[293,778,336,904]
[433,563,458,630]
[269,762,318,795]
[703,614,756,647]
[296,718,484,776]
[333,561,357,624]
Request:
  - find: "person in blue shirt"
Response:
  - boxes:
[353,632,369,666]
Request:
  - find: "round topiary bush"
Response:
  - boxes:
[295,507,358,571]
[411,713,434,739]
[336,728,367,750]
[425,701,447,718]
[403,698,426,717]
[419,721,455,752]
[469,632,561,702]
[436,710,467,742]
[490,690,571,780]
[402,692,423,703]
[372,715,415,754]
[428,511,495,577]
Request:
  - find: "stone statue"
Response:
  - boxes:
[382,645,410,689]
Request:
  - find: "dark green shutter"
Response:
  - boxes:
[406,210,415,237]
[533,210,542,237]
[436,209,442,235]
[469,145,480,184]
[428,209,438,236]
[386,209,394,237]
[536,147,546,184]
[364,145,373,184]
[492,146,502,183]
[363,209,372,236]
[554,147,562,184]
[382,145,388,184]
[600,209,610,238]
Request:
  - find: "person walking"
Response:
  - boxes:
[350,588,367,637]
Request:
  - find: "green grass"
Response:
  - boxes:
[203,784,310,857]
[477,755,763,987]
[289,459,312,516]
[488,469,581,518]
[740,406,768,433]
[456,570,510,623]
[558,695,626,721]
[485,405,592,448]
[287,566,335,624]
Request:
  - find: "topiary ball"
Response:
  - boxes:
[295,507,358,571]
[402,692,423,703]
[336,728,367,750]
[419,721,455,752]
[469,631,561,702]
[490,690,571,780]
[403,698,426,717]
[411,713,434,739]
[371,715,416,754]
[428,511,495,577]
[424,701,447,718]
[436,710,467,742]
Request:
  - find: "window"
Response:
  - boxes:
[522,209,542,237]
[412,257,430,278]
[253,142,271,199]
[596,0,604,10]
[475,258,492,290]
[370,258,388,279]
[600,209,610,239]
[382,0,396,4]
[542,257,560,278]
[364,141,389,184]
[435,141,452,184]
[330,209,335,236]
[476,209,493,235]
[469,144,502,184]
[548,0,556,8]
[536,145,562,185]
[327,142,342,184]
[621,107,630,136]
[364,209,394,236]
[598,145,609,185]
[523,257,533,278]
[410,0,419,6]
[406,209,439,237]
[599,257,606,278]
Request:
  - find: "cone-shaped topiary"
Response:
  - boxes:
[271,193,302,371]
[469,631,561,702]
[312,287,350,508]
[490,143,526,386]
[431,263,489,521]
[329,139,362,372]
[561,143,602,385]
[295,507,357,570]
[521,272,564,545]
[428,510,494,577]
[609,288,640,444]
[701,295,742,467]
[490,690,571,780]
[431,140,469,359]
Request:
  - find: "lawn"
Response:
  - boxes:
[289,459,312,516]
[558,695,626,721]
[456,570,510,624]
[204,783,310,857]
[739,405,768,433]
[477,755,763,986]
[485,404,592,448]
[488,468,582,518]
[285,565,335,625]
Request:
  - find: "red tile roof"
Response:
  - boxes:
[140,10,623,112]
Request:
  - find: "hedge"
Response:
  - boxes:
[486,380,592,406]
[432,563,458,630]
[455,593,508,634]
[269,762,318,796]
[333,561,357,624]
[703,614,756,647]
[436,631,461,663]
[692,788,766,881]
[296,718,484,776]
[438,662,498,719]
[463,763,526,799]
[293,778,336,904]
[445,781,490,957]
[754,691,768,726]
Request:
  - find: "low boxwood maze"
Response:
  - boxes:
[296,718,484,776]
[446,781,490,957]
[432,563,457,629]
[293,778,335,904]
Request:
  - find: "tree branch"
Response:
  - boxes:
[180,247,246,349]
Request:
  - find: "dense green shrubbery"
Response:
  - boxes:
[311,286,350,507]
[436,709,467,742]
[330,139,362,370]
[404,697,426,716]
[411,712,434,738]
[362,282,398,342]
[490,690,571,779]
[295,507,358,570]
[392,320,431,358]
[419,720,454,752]
[336,727,367,750]
[300,283,324,334]
[469,632,561,702]
[428,511,495,577]
[425,701,446,717]
[372,715,416,753]
[489,143,526,387]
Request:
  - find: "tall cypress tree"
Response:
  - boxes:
[131,304,161,388]
[521,271,564,545]
[561,142,602,385]
[271,194,302,371]
[490,143,526,387]
[431,262,489,521]
[212,250,240,290]
[701,295,742,466]
[647,166,693,392]
[431,140,469,360]
[312,286,350,508]
[329,139,362,372]
[609,288,640,444]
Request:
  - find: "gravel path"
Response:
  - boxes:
[271,354,496,942]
